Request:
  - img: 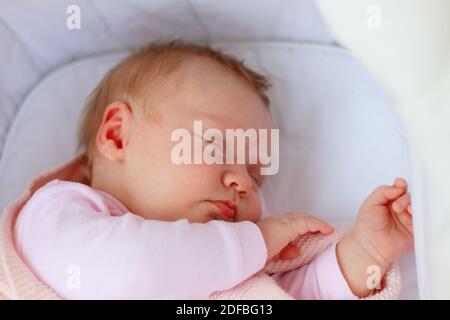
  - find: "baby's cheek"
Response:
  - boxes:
[254,202,264,222]
[238,198,262,223]
[257,189,266,217]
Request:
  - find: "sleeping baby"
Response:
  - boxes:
[14,41,414,299]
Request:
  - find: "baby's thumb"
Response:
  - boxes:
[366,185,404,206]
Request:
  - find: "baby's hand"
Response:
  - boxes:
[353,177,414,267]
[257,213,334,263]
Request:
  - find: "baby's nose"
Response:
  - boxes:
[222,168,252,197]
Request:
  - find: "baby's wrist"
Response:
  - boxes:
[337,233,389,297]
[350,230,392,269]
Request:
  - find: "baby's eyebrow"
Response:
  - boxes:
[182,116,269,164]
[201,112,243,129]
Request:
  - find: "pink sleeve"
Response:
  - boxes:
[271,243,358,300]
[14,181,267,299]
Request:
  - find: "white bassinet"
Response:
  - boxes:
[1,0,448,299]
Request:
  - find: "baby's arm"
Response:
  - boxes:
[271,243,356,299]
[272,178,413,299]
[335,232,389,297]
[336,178,414,297]
[14,181,267,299]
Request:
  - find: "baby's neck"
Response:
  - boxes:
[90,161,129,211]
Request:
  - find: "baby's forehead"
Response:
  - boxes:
[128,53,272,135]
[156,55,249,91]
[141,58,270,122]
[138,56,240,104]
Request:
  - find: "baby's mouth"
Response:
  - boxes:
[208,200,238,220]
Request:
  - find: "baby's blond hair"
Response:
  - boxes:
[77,41,270,171]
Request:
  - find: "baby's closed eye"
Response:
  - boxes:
[247,165,264,187]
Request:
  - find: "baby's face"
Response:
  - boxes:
[99,57,273,223]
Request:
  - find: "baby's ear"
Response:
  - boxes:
[96,101,132,162]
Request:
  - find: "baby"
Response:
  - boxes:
[14,41,414,299]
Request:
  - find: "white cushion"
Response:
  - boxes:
[0,0,334,155]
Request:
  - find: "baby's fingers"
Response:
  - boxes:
[300,216,334,235]
[392,192,411,213]
[366,185,405,206]
[365,177,409,207]
[392,193,414,235]
[394,177,408,191]
[397,210,414,235]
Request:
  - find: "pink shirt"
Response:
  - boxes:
[14,179,356,299]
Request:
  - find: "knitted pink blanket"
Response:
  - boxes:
[0,155,401,299]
